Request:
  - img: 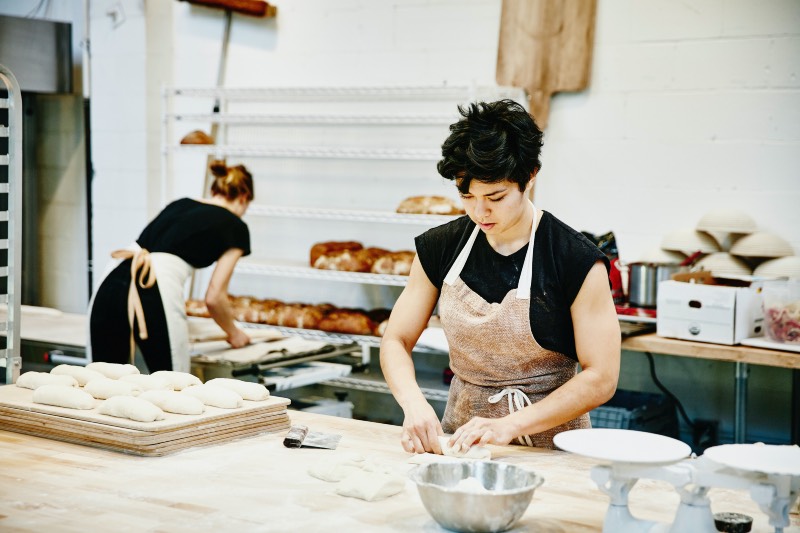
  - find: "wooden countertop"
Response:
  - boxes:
[0,410,793,532]
[622,333,800,369]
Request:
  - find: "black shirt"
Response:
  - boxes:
[415,211,608,361]
[137,198,251,268]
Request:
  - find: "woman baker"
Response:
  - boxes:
[88,160,254,373]
[380,100,621,453]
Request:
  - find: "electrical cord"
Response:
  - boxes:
[645,351,696,430]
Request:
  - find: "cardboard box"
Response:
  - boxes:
[656,272,764,345]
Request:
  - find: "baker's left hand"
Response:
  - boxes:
[449,416,516,452]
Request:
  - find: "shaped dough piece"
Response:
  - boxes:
[32,385,95,410]
[138,390,205,415]
[150,370,202,391]
[438,436,491,460]
[86,362,140,380]
[181,384,243,409]
[16,371,78,390]
[50,364,105,386]
[120,374,173,391]
[84,377,142,400]
[206,378,270,401]
[98,395,165,422]
[309,457,366,482]
[335,470,406,502]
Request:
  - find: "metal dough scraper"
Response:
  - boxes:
[282,424,341,450]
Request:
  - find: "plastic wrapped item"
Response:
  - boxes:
[582,231,624,304]
[762,280,800,344]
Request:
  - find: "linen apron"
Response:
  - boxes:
[439,204,590,449]
[88,244,194,373]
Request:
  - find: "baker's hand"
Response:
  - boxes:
[227,328,251,349]
[400,400,443,455]
[449,416,516,452]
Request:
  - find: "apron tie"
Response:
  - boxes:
[110,246,156,364]
[488,388,535,447]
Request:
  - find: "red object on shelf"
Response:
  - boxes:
[615,304,657,319]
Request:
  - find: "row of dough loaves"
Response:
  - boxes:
[188,296,392,337]
[310,241,415,276]
[16,363,270,422]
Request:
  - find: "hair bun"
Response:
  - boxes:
[209,160,228,177]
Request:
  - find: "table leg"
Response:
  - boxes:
[734,362,749,443]
[792,369,799,445]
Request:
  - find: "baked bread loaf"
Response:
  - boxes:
[310,241,363,267]
[396,195,464,215]
[371,251,415,275]
[317,309,376,336]
[185,299,210,318]
[313,247,389,273]
[180,130,214,145]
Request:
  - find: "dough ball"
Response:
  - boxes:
[335,470,406,502]
[438,436,491,460]
[16,371,78,390]
[120,374,173,391]
[205,378,270,401]
[181,384,243,409]
[32,385,95,410]
[138,390,205,415]
[150,370,202,391]
[98,396,165,422]
[84,377,142,400]
[86,362,140,380]
[50,365,105,386]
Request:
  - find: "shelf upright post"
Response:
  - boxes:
[0,64,23,384]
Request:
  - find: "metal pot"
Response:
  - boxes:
[627,262,683,308]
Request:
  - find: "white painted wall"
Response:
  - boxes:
[7,0,799,443]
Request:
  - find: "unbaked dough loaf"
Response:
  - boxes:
[335,470,406,502]
[138,390,205,415]
[120,373,173,391]
[181,384,243,409]
[84,377,142,400]
[205,378,270,401]
[32,385,95,410]
[438,436,491,460]
[50,364,105,386]
[86,362,140,380]
[16,371,78,390]
[98,395,165,422]
[150,370,202,391]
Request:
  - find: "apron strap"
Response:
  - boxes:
[443,225,481,286]
[110,246,157,364]
[488,388,535,447]
[515,203,538,300]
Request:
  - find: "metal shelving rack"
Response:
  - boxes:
[162,84,527,396]
[0,64,23,384]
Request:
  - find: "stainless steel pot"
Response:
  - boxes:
[627,262,683,308]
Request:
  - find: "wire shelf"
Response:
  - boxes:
[169,112,456,126]
[246,204,460,225]
[167,145,439,160]
[235,261,409,287]
[322,376,449,402]
[241,322,382,346]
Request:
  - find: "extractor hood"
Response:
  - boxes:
[0,15,72,94]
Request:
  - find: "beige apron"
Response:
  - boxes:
[439,204,590,449]
[88,244,193,373]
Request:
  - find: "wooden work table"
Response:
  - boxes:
[622,333,800,444]
[0,410,795,532]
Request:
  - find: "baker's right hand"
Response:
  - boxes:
[227,328,251,349]
[401,400,443,455]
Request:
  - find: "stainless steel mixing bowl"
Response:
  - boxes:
[408,461,544,533]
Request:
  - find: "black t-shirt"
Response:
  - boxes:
[136,198,251,268]
[415,211,608,361]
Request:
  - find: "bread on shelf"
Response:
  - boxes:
[310,241,415,275]
[396,195,464,215]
